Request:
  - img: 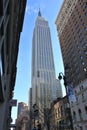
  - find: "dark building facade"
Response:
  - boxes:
[56,0,87,129]
[56,0,87,87]
[0,0,26,130]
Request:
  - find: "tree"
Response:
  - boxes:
[35,97,53,130]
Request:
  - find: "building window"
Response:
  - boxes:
[84,68,86,71]
[82,62,85,65]
[37,70,40,77]
[73,111,77,121]
[80,56,83,59]
[58,107,60,117]
[76,97,78,103]
[85,5,87,8]
[56,111,58,118]
[81,85,83,89]
[85,13,87,16]
[55,109,58,118]
[78,109,83,120]
[82,93,85,101]
[80,85,84,91]
[61,106,63,116]
[85,106,87,114]
[75,90,77,94]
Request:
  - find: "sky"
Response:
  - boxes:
[12,0,65,123]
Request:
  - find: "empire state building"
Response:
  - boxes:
[31,10,62,107]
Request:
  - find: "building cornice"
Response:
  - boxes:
[55,0,78,36]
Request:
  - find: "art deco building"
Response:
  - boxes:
[0,0,26,130]
[55,0,87,129]
[31,10,62,108]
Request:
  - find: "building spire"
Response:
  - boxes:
[38,8,41,17]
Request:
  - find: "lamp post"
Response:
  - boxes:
[58,72,74,130]
[33,103,38,129]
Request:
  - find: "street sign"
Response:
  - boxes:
[9,99,17,106]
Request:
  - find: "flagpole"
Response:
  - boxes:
[58,72,74,130]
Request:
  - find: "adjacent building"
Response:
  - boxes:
[55,0,87,129]
[16,103,29,130]
[0,0,26,130]
[55,0,87,86]
[71,79,87,130]
[53,96,70,130]
[17,102,27,116]
[31,10,62,108]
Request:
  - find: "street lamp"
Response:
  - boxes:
[58,72,74,130]
[58,72,67,87]
[32,103,38,129]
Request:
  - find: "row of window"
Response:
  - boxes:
[55,105,65,118]
[75,85,84,94]
[37,20,48,27]
[73,106,87,121]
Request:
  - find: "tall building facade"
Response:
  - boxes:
[0,0,26,130]
[29,88,32,109]
[55,0,87,129]
[56,0,87,86]
[31,10,62,108]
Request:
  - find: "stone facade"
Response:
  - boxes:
[53,97,71,130]
[16,105,29,130]
[0,0,26,130]
[71,79,87,130]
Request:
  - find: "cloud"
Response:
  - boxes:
[26,4,38,15]
[26,2,46,15]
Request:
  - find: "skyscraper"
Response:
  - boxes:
[31,10,62,108]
